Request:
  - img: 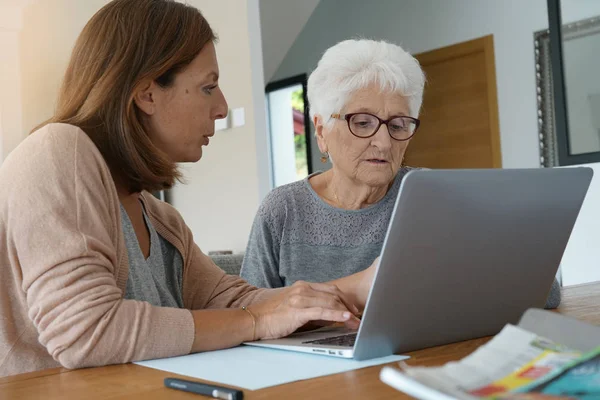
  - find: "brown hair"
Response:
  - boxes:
[39,0,216,192]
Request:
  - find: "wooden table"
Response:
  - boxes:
[1,282,598,400]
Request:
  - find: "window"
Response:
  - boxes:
[266,74,313,187]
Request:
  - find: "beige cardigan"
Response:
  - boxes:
[0,123,272,377]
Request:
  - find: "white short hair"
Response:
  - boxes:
[307,39,425,125]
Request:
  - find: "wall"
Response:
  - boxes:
[0,4,24,162]
[171,0,264,253]
[561,163,600,285]
[247,0,272,204]
[15,0,267,253]
[19,0,110,136]
[259,0,320,82]
[273,0,600,169]
[0,110,3,164]
[272,0,600,285]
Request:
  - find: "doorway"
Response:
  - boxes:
[405,35,502,168]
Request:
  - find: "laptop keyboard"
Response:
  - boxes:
[302,332,357,347]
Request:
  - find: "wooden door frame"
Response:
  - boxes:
[415,35,502,168]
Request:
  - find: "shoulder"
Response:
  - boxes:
[398,165,423,178]
[396,165,426,184]
[386,166,422,194]
[22,123,100,156]
[3,123,107,176]
[0,123,121,246]
[1,123,113,198]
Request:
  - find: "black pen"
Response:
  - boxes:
[164,377,244,400]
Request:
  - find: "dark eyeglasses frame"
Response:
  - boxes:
[331,112,421,141]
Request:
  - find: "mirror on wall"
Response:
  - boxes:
[538,0,600,167]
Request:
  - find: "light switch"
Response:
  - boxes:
[231,107,245,128]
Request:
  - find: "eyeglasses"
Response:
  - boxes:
[331,113,420,141]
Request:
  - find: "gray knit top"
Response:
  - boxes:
[121,204,184,308]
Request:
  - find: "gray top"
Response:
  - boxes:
[241,168,412,287]
[121,204,184,308]
[240,168,561,309]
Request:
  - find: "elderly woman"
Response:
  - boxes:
[240,39,561,308]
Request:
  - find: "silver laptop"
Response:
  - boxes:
[245,168,593,360]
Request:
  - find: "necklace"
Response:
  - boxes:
[331,181,390,210]
[331,183,347,209]
[332,186,341,207]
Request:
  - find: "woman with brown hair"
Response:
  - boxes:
[0,0,374,377]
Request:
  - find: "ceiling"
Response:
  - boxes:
[259,0,320,83]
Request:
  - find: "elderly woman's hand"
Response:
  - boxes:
[249,281,361,340]
[359,257,379,302]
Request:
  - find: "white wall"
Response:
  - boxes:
[171,0,265,253]
[247,0,272,202]
[20,0,110,135]
[273,0,600,284]
[561,163,600,285]
[0,4,24,162]
[0,111,3,164]
[13,0,268,253]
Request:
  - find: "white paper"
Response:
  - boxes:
[136,345,407,390]
[380,366,459,400]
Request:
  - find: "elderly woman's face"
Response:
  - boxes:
[318,85,412,186]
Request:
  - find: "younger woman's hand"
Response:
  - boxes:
[249,281,361,340]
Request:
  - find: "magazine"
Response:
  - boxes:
[506,346,600,400]
[380,311,600,400]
